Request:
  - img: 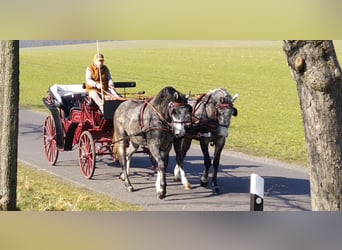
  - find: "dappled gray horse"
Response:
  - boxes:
[173,88,238,194]
[113,86,192,199]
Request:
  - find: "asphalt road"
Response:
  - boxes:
[18,108,311,211]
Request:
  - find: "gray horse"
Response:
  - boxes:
[113,86,192,199]
[173,88,238,194]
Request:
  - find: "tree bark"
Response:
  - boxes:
[283,40,342,210]
[0,40,19,210]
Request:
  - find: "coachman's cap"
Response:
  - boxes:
[94,53,104,61]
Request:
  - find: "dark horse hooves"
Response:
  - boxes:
[212,186,220,194]
[200,180,209,188]
[126,186,134,192]
[157,192,166,200]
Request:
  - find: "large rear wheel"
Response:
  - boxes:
[78,131,96,179]
[43,115,59,165]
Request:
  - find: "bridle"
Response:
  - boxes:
[215,102,234,127]
[192,93,234,128]
[168,101,192,126]
[140,98,191,132]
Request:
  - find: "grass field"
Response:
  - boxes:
[19,40,342,166]
[17,163,141,211]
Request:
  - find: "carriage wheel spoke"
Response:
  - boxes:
[43,116,59,165]
[79,131,96,179]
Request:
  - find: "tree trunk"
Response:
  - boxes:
[0,40,19,210]
[283,40,342,211]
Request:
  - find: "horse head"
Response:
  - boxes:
[210,88,238,137]
[152,86,192,138]
[168,90,192,137]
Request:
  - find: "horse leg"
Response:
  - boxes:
[148,154,158,176]
[173,137,192,190]
[155,164,167,199]
[199,138,211,188]
[211,137,226,194]
[120,156,132,179]
[151,143,171,200]
[124,159,134,192]
[156,151,169,199]
[117,141,134,192]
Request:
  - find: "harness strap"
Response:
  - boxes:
[139,97,152,130]
[146,101,172,128]
[192,93,212,123]
[192,93,207,114]
[139,98,172,131]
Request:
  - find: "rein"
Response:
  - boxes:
[140,98,189,133]
[139,98,172,132]
[192,93,212,123]
[191,92,234,130]
[96,88,127,101]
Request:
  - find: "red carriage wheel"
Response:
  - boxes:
[78,131,96,179]
[43,115,59,165]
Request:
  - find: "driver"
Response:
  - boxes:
[85,53,125,113]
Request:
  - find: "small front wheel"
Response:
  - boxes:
[78,131,96,179]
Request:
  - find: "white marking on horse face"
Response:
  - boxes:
[172,115,186,137]
[172,122,186,137]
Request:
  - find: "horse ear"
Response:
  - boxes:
[232,107,238,117]
[232,93,239,103]
[173,92,179,101]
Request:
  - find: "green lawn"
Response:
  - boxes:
[19,40,342,166]
[17,163,141,211]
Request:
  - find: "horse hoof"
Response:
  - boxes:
[157,192,166,200]
[127,186,134,192]
[184,182,192,190]
[212,186,220,194]
[174,177,181,182]
[200,180,208,188]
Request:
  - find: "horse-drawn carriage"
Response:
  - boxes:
[42,82,147,179]
[42,82,238,199]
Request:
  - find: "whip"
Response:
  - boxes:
[96,40,104,106]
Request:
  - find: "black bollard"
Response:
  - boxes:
[250,173,264,211]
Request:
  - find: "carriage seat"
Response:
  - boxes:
[49,84,87,118]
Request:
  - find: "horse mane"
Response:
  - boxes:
[207,88,232,104]
[151,86,187,113]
